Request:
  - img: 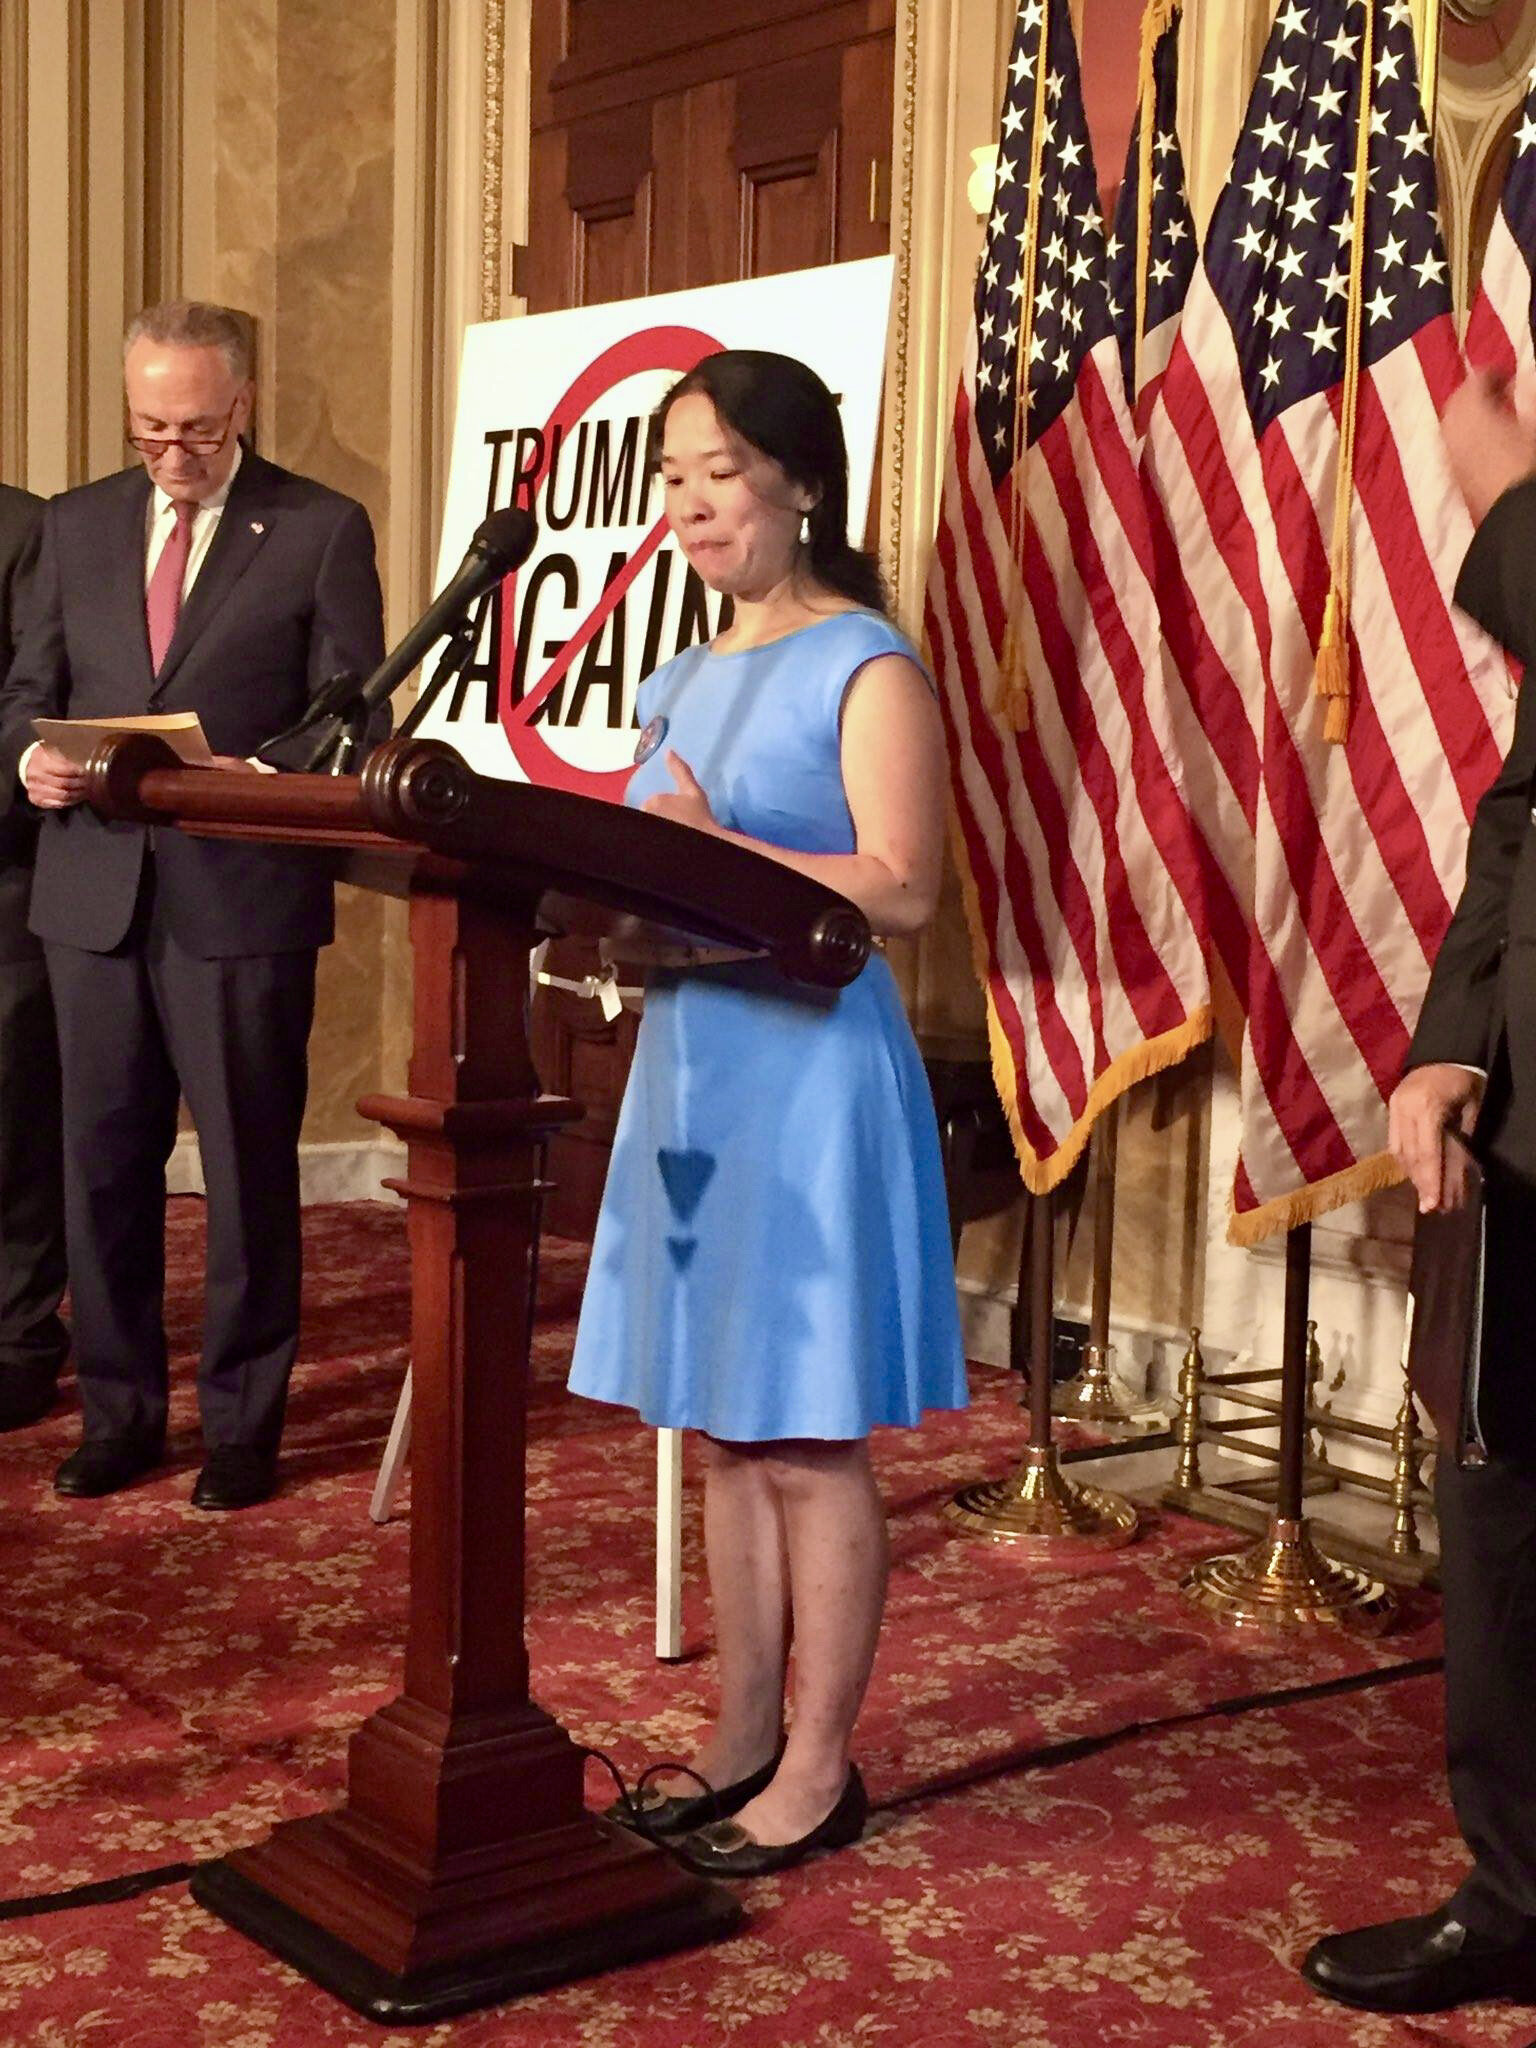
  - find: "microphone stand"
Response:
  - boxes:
[258,613,479,774]
[396,613,480,743]
[256,671,368,775]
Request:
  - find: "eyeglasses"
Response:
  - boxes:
[126,403,239,457]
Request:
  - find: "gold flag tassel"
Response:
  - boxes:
[993,0,1055,733]
[1133,0,1182,403]
[1313,0,1376,747]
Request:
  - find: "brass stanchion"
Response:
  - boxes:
[1388,1382,1425,1561]
[1306,1318,1332,1470]
[1171,1325,1205,1491]
[1181,1225,1397,1631]
[1053,1103,1162,1433]
[946,1188,1139,1554]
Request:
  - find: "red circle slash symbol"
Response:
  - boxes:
[497,325,722,799]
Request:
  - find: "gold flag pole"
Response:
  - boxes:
[994,0,1054,731]
[1312,0,1377,744]
[946,1186,1139,1553]
[1182,1226,1397,1629]
[1132,0,1183,401]
[1053,1102,1163,1430]
[1412,0,1441,137]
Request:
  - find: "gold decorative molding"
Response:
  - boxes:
[0,0,27,480]
[885,0,919,594]
[389,0,446,637]
[480,0,505,321]
[1410,0,1442,128]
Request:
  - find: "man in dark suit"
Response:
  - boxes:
[0,299,385,1509]
[1303,371,1536,2014]
[0,485,67,1431]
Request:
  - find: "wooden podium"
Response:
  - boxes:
[85,733,871,2023]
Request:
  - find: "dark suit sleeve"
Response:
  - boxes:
[1408,483,1536,1070]
[0,500,43,680]
[0,508,69,816]
[309,500,389,743]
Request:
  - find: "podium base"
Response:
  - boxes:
[191,1823,744,2025]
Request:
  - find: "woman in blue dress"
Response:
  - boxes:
[568,350,966,1878]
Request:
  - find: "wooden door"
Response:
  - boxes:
[525,0,895,1240]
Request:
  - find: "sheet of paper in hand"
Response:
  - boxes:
[1404,1138,1487,1467]
[32,711,215,767]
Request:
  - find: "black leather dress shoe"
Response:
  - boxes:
[54,1437,163,1498]
[1302,1907,1536,2012]
[671,1766,868,1879]
[191,1446,278,1511]
[606,1745,785,1838]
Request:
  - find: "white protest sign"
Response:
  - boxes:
[411,258,894,801]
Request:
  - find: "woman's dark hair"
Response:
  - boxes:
[651,349,887,615]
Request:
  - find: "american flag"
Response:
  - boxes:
[1465,68,1536,394]
[1108,0,1198,428]
[1142,0,1514,1243]
[924,0,1211,1194]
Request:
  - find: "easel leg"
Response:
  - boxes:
[656,1427,684,1661]
[370,1369,414,1525]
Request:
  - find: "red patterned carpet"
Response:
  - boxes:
[0,1198,1521,2045]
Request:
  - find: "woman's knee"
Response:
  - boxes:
[756,1437,871,1498]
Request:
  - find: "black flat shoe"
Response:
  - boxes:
[670,1765,867,1878]
[606,1744,785,1838]
[1301,1906,1536,2012]
[54,1436,163,1498]
[192,1445,278,1511]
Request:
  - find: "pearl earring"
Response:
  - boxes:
[799,511,811,545]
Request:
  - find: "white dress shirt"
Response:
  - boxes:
[20,444,246,789]
[143,441,242,598]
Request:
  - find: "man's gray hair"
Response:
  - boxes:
[123,300,254,381]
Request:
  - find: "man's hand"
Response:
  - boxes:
[1442,369,1536,525]
[23,744,87,810]
[1388,1063,1483,1213]
[208,755,264,773]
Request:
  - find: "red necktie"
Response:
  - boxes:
[146,499,198,673]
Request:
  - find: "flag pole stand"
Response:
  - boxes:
[1052,1104,1162,1433]
[945,1188,1139,1556]
[1181,1224,1397,1631]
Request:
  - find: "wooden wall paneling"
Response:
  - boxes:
[525,124,571,313]
[738,140,839,276]
[563,0,883,80]
[837,33,895,265]
[567,100,655,304]
[529,0,568,129]
[734,48,841,275]
[573,170,654,306]
[550,0,891,124]
[650,78,738,295]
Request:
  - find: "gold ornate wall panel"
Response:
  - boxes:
[0,1,28,481]
[1432,1,1536,311]
[0,0,231,492]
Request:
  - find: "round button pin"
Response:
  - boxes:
[634,714,669,765]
